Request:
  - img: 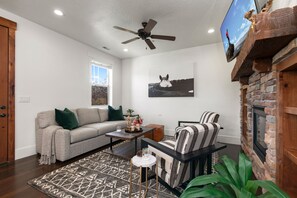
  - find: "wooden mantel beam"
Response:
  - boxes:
[252,58,272,73]
[231,6,297,81]
[239,76,249,85]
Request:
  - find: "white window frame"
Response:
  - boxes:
[90,61,112,106]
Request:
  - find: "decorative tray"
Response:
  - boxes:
[125,128,143,133]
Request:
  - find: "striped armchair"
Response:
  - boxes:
[175,111,220,139]
[142,123,225,195]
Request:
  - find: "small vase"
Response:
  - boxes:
[136,124,140,130]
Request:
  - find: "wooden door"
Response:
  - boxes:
[0,25,9,164]
[0,17,16,164]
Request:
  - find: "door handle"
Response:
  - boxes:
[0,113,6,117]
[0,106,6,109]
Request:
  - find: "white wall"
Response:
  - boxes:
[0,8,122,159]
[122,43,241,144]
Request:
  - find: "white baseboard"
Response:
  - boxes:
[15,145,36,160]
[165,129,240,145]
[217,135,240,145]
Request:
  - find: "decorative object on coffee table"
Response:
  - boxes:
[105,127,154,156]
[144,124,164,142]
[130,153,158,198]
[126,108,134,127]
[125,127,143,133]
[133,115,143,130]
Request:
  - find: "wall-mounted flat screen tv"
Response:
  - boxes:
[220,0,258,62]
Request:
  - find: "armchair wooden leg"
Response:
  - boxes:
[207,154,212,174]
[199,157,206,175]
[190,160,196,180]
[157,178,181,197]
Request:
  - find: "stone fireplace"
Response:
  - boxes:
[241,70,277,181]
[233,5,297,196]
[253,106,267,162]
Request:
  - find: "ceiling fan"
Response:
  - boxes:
[113,19,176,50]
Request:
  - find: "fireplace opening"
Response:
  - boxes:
[253,106,267,162]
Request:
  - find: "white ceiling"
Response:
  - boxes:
[0,0,232,59]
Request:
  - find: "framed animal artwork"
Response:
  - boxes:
[148,64,194,97]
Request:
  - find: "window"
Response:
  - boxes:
[91,63,110,105]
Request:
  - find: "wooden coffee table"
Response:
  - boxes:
[105,127,154,156]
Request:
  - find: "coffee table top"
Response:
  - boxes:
[105,127,154,140]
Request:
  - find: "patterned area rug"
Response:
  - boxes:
[28,151,175,198]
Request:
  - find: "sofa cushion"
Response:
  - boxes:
[82,120,127,135]
[55,108,79,130]
[37,110,57,129]
[70,127,98,143]
[98,108,108,122]
[108,105,125,121]
[77,108,101,126]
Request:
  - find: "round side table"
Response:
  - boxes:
[130,154,158,198]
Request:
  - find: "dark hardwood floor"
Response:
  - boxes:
[0,140,241,198]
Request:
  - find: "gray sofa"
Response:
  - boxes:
[35,108,127,161]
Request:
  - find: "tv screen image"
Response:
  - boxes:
[220,0,257,62]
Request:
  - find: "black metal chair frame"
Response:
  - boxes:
[141,138,226,196]
[178,120,224,129]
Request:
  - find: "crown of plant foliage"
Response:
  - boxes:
[180,153,289,198]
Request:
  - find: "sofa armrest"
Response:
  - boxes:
[141,138,226,163]
[55,129,71,161]
[36,124,62,154]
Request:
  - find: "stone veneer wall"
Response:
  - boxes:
[241,67,277,181]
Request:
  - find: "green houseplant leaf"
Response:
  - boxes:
[246,180,289,198]
[257,192,278,198]
[185,173,231,190]
[215,183,236,197]
[221,155,242,188]
[180,185,230,198]
[214,163,234,184]
[181,153,288,198]
[238,152,252,187]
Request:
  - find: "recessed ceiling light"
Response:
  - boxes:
[54,9,64,16]
[208,28,215,34]
[123,48,128,52]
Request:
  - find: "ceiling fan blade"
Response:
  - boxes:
[144,19,157,33]
[151,35,176,41]
[145,39,156,50]
[113,26,138,35]
[122,37,140,44]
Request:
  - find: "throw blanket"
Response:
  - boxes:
[39,125,62,165]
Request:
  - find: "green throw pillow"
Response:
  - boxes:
[55,108,79,130]
[108,105,125,121]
